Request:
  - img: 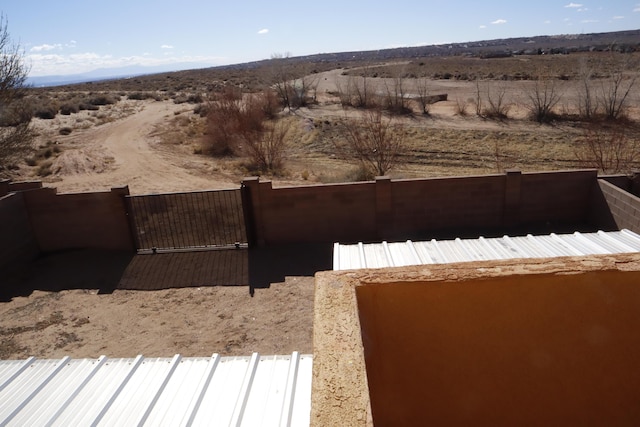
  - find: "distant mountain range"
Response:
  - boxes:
[28,29,640,88]
[27,62,216,87]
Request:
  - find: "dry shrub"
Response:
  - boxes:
[340,109,406,177]
[574,124,640,174]
[203,88,288,173]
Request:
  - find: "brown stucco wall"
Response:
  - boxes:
[0,192,39,271]
[312,253,640,427]
[22,186,134,252]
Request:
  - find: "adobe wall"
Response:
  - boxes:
[312,253,640,427]
[0,192,39,272]
[244,169,602,245]
[22,186,134,252]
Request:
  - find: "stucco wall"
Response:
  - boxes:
[22,186,134,252]
[0,192,38,272]
[312,253,640,426]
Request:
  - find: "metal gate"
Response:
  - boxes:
[126,189,247,252]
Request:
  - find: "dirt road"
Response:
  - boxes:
[49,101,238,195]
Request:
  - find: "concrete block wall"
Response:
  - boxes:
[243,178,377,245]
[596,179,640,233]
[243,169,605,246]
[389,174,507,239]
[22,186,135,252]
[0,192,39,272]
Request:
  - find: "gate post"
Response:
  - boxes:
[241,177,261,247]
[113,185,137,252]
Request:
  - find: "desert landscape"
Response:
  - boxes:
[2,37,640,360]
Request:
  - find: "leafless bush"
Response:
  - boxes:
[340,109,406,176]
[482,82,510,120]
[599,58,637,121]
[454,98,469,116]
[203,88,288,173]
[574,124,640,174]
[524,77,563,123]
[415,77,431,115]
[241,120,289,174]
[383,71,411,115]
[578,59,599,120]
[336,66,379,109]
[268,53,318,111]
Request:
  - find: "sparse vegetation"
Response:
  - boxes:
[574,124,640,174]
[339,109,406,177]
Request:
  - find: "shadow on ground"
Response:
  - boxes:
[1,243,333,301]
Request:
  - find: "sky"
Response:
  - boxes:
[2,0,640,77]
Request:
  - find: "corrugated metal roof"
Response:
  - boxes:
[0,352,312,427]
[333,229,640,270]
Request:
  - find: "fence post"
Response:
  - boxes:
[503,169,522,228]
[241,177,264,247]
[375,176,393,241]
[112,186,137,252]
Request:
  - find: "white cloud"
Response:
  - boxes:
[612,15,624,19]
[491,19,507,24]
[27,51,228,76]
[544,20,551,24]
[161,45,174,49]
[30,44,62,52]
[479,25,487,29]
[581,19,598,23]
[565,2,583,8]
[634,5,640,12]
[257,28,269,35]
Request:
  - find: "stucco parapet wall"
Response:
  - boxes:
[311,252,640,427]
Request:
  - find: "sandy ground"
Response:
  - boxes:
[0,278,314,360]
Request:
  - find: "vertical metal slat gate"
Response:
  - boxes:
[125,189,247,252]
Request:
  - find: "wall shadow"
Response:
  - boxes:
[1,243,334,301]
[1,250,134,302]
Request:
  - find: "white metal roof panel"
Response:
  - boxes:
[0,352,312,427]
[333,229,640,270]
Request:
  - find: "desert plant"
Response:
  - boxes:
[574,124,640,174]
[268,53,318,111]
[598,57,637,121]
[0,14,34,173]
[454,98,469,116]
[340,109,406,176]
[482,82,510,120]
[415,77,431,115]
[577,59,599,120]
[241,119,289,174]
[383,69,411,115]
[524,77,563,123]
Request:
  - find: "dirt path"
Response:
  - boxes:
[49,101,238,195]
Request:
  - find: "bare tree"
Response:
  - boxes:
[268,52,318,111]
[341,109,406,177]
[524,76,563,123]
[0,14,33,173]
